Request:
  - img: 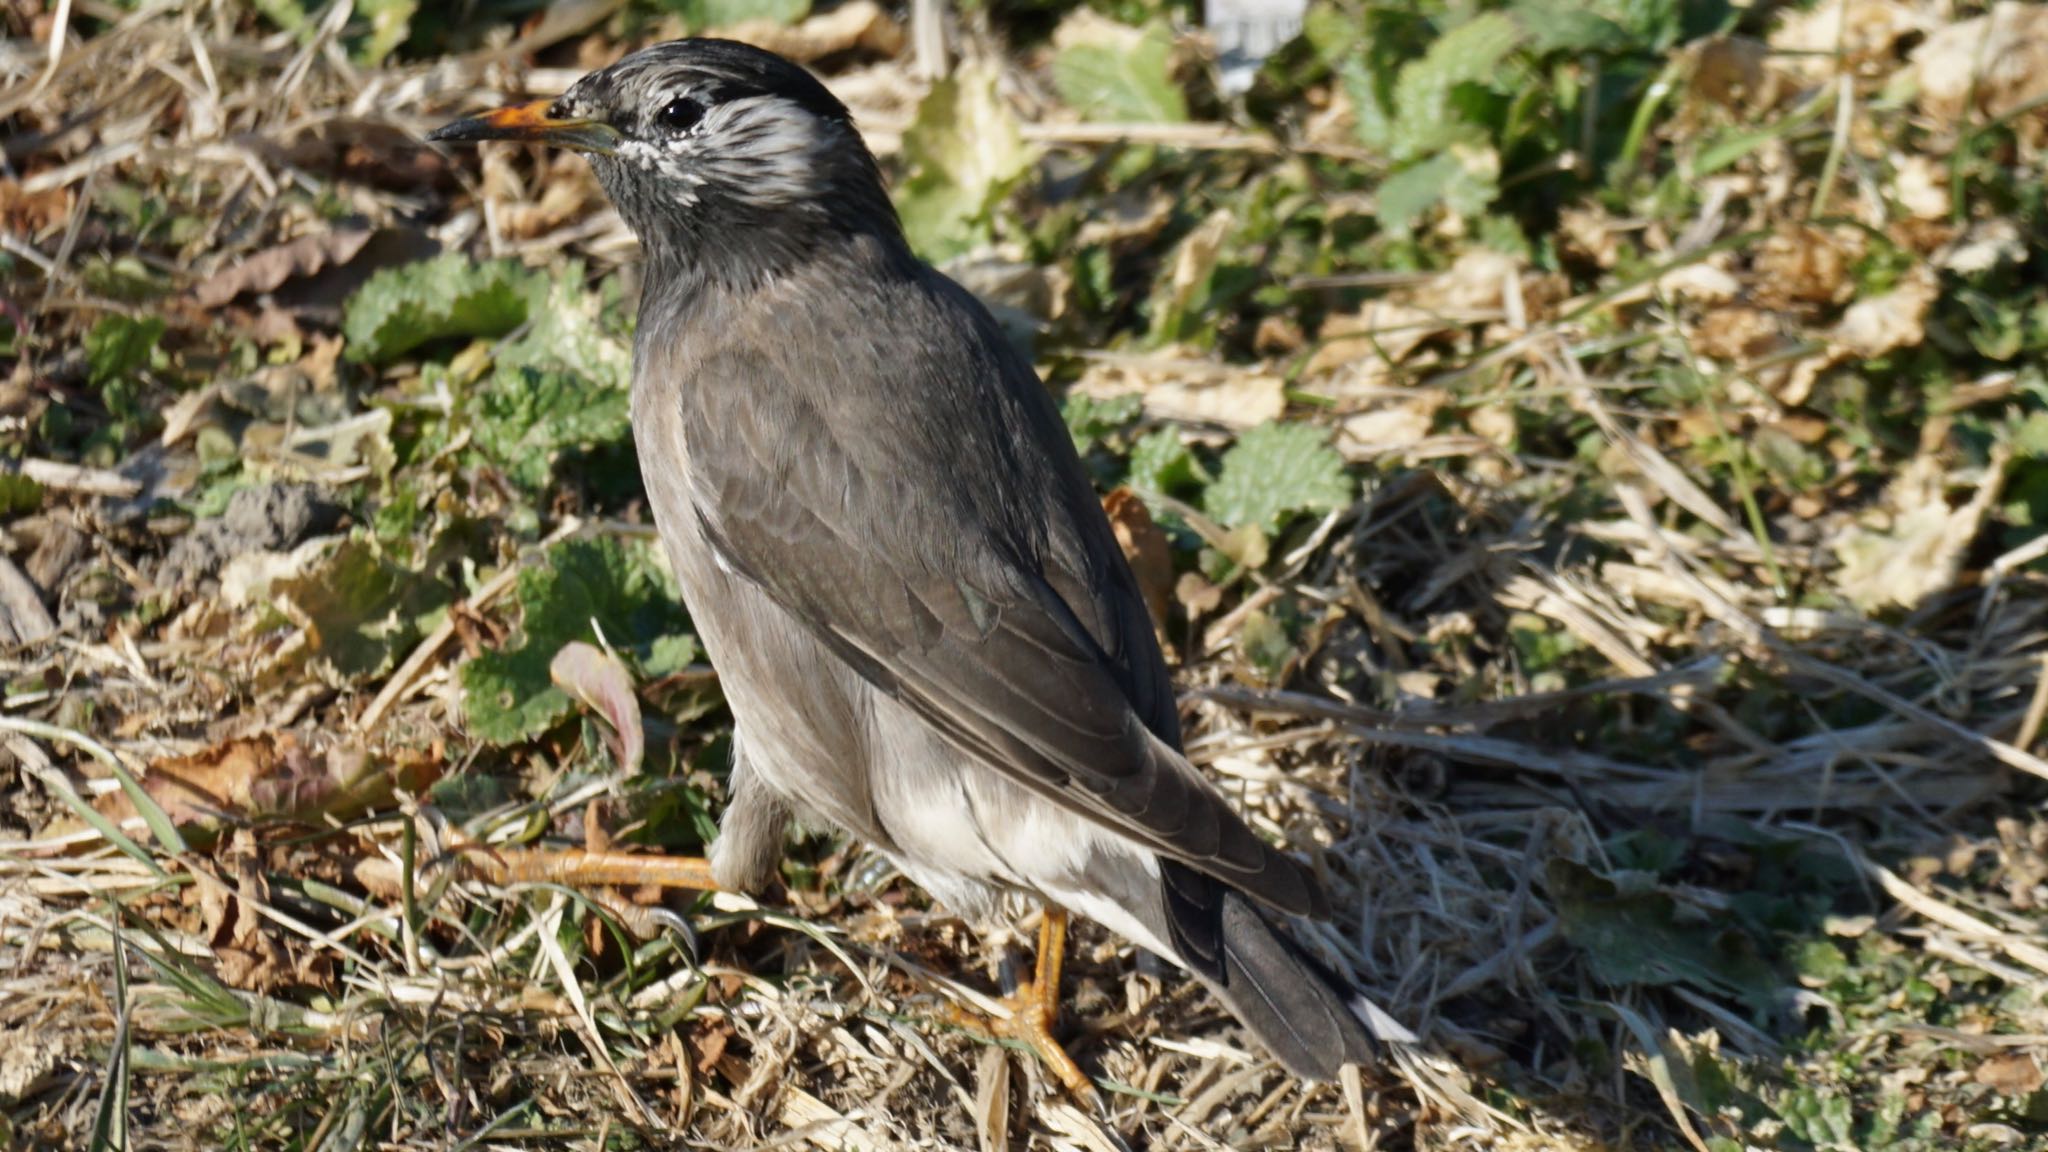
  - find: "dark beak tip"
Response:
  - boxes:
[425,118,484,145]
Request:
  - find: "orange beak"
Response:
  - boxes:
[427,99,621,154]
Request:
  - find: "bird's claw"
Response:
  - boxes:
[945,981,1102,1109]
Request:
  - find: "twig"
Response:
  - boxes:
[16,458,142,498]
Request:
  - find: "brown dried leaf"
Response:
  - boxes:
[1913,4,2048,138]
[1689,37,1780,112]
[550,640,646,773]
[1308,300,1446,377]
[1558,205,1625,269]
[720,0,905,62]
[1693,307,1792,364]
[192,227,439,310]
[1752,226,1860,310]
[1339,391,1445,458]
[1771,0,1933,80]
[1834,451,2011,612]
[65,734,441,844]
[496,152,605,240]
[0,178,72,240]
[1976,1053,2045,1096]
[1411,249,1523,315]
[1893,153,1952,221]
[1831,264,1937,358]
[1142,373,1284,429]
[1176,571,1223,619]
[1103,488,1174,637]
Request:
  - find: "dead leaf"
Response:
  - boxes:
[1753,226,1861,310]
[1412,249,1523,314]
[1176,571,1223,619]
[192,830,331,993]
[1253,314,1304,356]
[1893,153,1951,221]
[1831,264,1937,358]
[1559,205,1626,269]
[1160,209,1233,322]
[496,151,605,240]
[0,554,54,647]
[1689,37,1779,111]
[1913,4,2048,138]
[1142,373,1284,429]
[1655,263,1742,305]
[1075,194,1174,248]
[1308,300,1446,377]
[1940,217,2029,275]
[719,0,905,62]
[1339,392,1446,457]
[1976,1053,2045,1096]
[1694,306,1789,363]
[1771,0,1933,80]
[1834,450,2011,612]
[192,227,438,311]
[59,734,441,846]
[551,640,646,773]
[0,178,72,240]
[0,1026,76,1105]
[195,230,370,308]
[1103,488,1174,637]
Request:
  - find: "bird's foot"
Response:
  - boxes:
[942,907,1101,1108]
[944,980,1100,1108]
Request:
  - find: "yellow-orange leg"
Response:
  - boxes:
[465,847,720,892]
[948,907,1099,1105]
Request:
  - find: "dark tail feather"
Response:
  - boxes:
[1197,891,1398,1081]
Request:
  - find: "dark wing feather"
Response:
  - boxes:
[673,256,1324,919]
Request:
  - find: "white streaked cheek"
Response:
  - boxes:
[617,139,706,206]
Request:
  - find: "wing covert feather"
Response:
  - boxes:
[672,265,1325,919]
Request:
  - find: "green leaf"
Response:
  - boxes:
[280,537,454,680]
[1548,858,1777,1012]
[1051,15,1188,123]
[498,274,634,391]
[1339,59,1396,153]
[353,0,416,64]
[894,63,1034,261]
[1203,423,1355,532]
[1792,939,1849,986]
[85,315,165,387]
[342,253,544,365]
[251,0,310,36]
[461,537,696,745]
[1511,0,1630,54]
[0,474,45,518]
[1301,2,1365,65]
[1388,11,1524,161]
[660,0,808,31]
[469,366,632,491]
[1062,391,1142,455]
[1375,145,1501,235]
[1128,428,1201,497]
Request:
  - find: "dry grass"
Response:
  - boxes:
[5,2,2048,1149]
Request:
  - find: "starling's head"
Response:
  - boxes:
[430,39,896,276]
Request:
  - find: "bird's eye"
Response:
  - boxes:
[659,96,706,133]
